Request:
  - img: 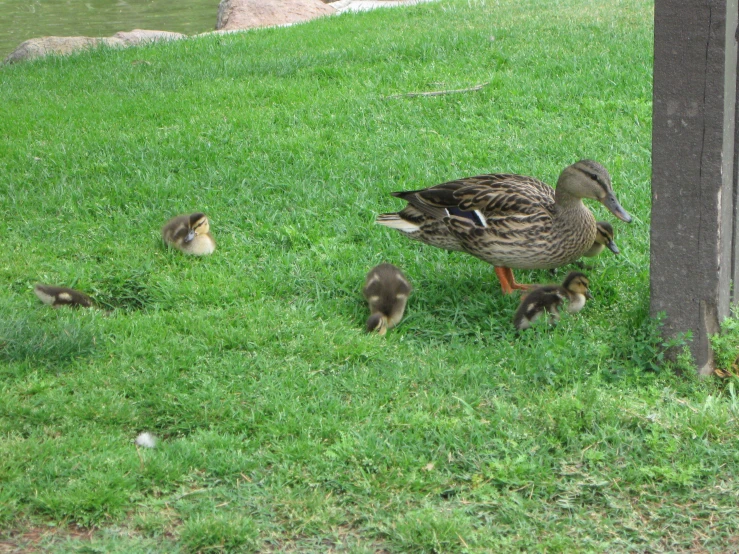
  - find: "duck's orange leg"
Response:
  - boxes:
[494,267,533,294]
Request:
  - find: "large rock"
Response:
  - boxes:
[4,30,184,64]
[4,37,118,64]
[215,0,335,31]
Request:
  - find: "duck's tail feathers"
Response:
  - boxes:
[375,214,420,233]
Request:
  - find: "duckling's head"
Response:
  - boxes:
[558,160,632,223]
[562,271,593,299]
[185,213,210,243]
[595,221,619,254]
[366,313,388,336]
[583,221,619,257]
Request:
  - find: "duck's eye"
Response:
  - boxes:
[588,173,599,181]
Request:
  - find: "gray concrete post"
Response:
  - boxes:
[651,0,738,374]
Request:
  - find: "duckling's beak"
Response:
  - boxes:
[366,313,387,335]
[606,240,620,255]
[585,289,594,300]
[601,193,632,223]
[184,230,196,243]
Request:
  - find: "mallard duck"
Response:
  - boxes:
[513,271,592,331]
[363,263,412,335]
[34,284,93,308]
[582,221,619,258]
[376,160,631,293]
[161,213,215,255]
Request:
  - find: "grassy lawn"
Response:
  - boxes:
[2,0,739,551]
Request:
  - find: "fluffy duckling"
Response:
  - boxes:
[363,263,412,335]
[34,284,93,308]
[513,271,592,331]
[582,221,619,258]
[161,213,215,255]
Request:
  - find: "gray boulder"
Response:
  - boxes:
[4,30,184,64]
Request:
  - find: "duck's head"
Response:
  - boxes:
[185,213,210,243]
[558,160,632,223]
[562,271,593,299]
[366,313,388,336]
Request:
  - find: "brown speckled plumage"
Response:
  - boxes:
[376,161,631,290]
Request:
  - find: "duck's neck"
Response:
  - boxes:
[553,187,596,230]
[551,187,598,262]
[554,187,586,211]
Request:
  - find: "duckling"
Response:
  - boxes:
[363,263,412,335]
[513,271,592,331]
[34,284,93,308]
[552,221,619,273]
[581,221,619,258]
[161,213,215,255]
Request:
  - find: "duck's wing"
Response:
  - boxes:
[454,175,555,218]
[162,216,190,242]
[393,174,555,226]
[391,180,468,220]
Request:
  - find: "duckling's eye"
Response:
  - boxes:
[588,173,599,181]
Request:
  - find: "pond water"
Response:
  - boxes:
[0,0,220,59]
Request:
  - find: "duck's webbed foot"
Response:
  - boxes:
[494,267,534,294]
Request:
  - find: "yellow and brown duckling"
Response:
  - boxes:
[582,221,619,258]
[34,284,93,308]
[363,263,412,335]
[513,271,592,331]
[161,212,215,256]
[557,221,619,272]
[377,160,631,294]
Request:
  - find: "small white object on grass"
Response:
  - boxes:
[135,432,157,448]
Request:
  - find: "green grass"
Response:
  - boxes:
[1,0,739,551]
[711,307,739,375]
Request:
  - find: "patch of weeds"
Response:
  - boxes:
[179,514,259,554]
[91,267,156,311]
[606,314,691,379]
[710,307,739,375]
[384,507,475,554]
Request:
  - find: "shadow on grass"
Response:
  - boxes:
[0,306,96,367]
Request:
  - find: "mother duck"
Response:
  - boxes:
[376,160,632,294]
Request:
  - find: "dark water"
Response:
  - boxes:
[0,0,220,59]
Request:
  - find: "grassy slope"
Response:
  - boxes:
[1,0,738,551]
